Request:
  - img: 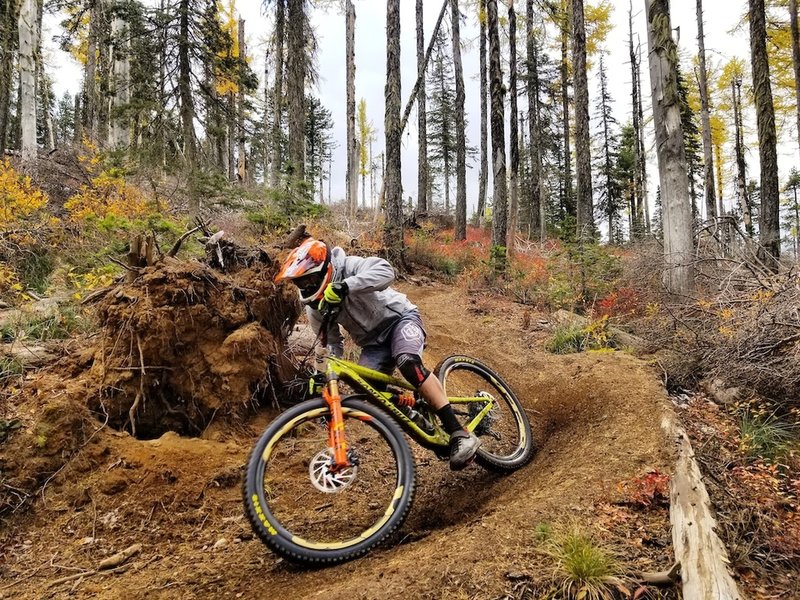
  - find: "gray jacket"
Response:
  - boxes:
[306,247,417,351]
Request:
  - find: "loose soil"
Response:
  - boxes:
[1,283,677,599]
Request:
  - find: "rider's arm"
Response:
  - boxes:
[306,305,344,358]
[342,255,395,294]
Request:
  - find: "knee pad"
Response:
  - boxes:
[395,353,431,388]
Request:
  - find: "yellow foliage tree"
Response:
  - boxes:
[215,0,241,96]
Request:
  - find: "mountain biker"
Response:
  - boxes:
[275,237,481,470]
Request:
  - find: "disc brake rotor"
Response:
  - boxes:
[309,449,359,493]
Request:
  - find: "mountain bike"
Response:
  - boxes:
[242,308,534,566]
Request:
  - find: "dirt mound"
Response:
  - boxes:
[0,246,301,517]
[1,283,677,600]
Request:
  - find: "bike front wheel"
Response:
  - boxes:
[435,355,534,473]
[243,397,416,566]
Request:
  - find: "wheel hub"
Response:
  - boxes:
[309,449,359,493]
[470,390,501,437]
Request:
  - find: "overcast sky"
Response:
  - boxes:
[45,0,799,221]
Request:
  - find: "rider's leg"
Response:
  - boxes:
[391,314,480,469]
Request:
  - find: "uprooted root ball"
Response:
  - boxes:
[90,255,301,437]
[1,249,301,516]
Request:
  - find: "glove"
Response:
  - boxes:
[322,281,348,305]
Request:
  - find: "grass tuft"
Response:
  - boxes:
[542,527,628,600]
[2,305,90,343]
[739,411,798,461]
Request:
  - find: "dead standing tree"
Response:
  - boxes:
[645,0,694,295]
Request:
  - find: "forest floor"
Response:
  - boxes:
[0,282,683,599]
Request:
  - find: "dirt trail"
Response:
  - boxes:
[1,284,675,599]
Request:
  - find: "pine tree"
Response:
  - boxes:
[55,92,75,146]
[426,26,457,215]
[593,55,622,243]
[305,95,335,202]
[616,123,638,240]
[676,63,703,224]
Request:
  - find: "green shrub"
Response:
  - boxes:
[546,318,617,354]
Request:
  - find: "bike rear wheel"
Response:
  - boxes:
[435,355,534,472]
[243,397,416,566]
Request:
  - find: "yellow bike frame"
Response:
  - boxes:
[319,353,496,470]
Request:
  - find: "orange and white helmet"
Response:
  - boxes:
[275,238,333,304]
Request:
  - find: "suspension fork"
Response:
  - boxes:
[316,306,350,470]
[323,377,351,471]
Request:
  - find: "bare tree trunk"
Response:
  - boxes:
[237,18,247,182]
[526,0,542,240]
[96,0,110,147]
[791,0,800,159]
[560,0,573,219]
[749,0,781,267]
[17,0,36,162]
[270,0,285,187]
[732,78,753,236]
[507,2,519,251]
[478,0,488,225]
[416,0,427,212]
[346,0,357,215]
[645,0,694,294]
[637,39,650,234]
[73,93,82,145]
[0,0,17,151]
[384,0,403,265]
[572,0,592,240]
[488,0,507,259]
[227,93,236,180]
[696,0,717,222]
[178,0,196,201]
[286,0,305,180]
[263,47,270,183]
[629,3,643,238]
[369,137,374,206]
[110,10,130,148]
[452,0,467,240]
